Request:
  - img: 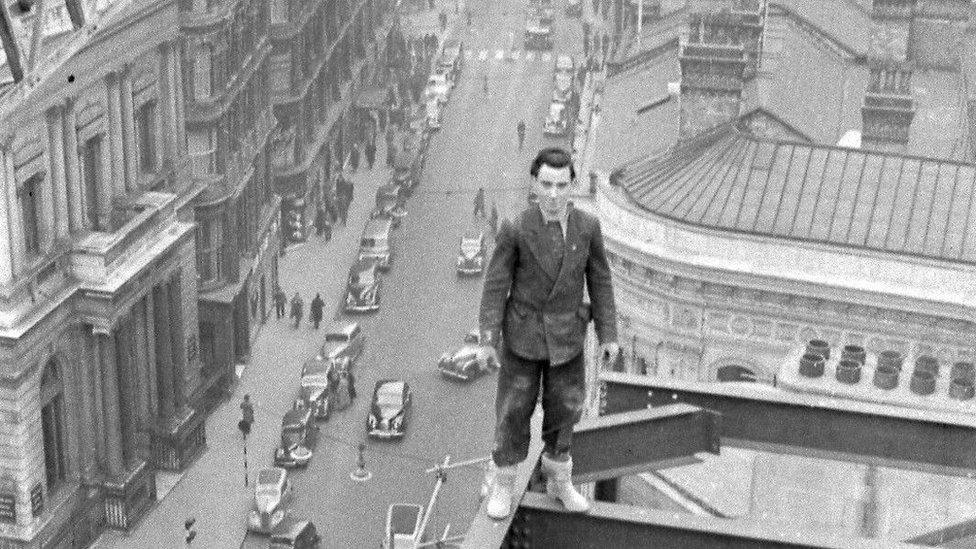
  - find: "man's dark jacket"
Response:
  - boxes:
[479,205,617,365]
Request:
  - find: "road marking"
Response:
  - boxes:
[541,52,551,62]
[478,49,488,60]
[495,49,505,60]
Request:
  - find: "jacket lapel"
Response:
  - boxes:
[521,207,560,281]
[547,207,585,300]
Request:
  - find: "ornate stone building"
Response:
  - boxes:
[269,0,397,243]
[590,0,976,386]
[180,0,280,402]
[0,0,206,546]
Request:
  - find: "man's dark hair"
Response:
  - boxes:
[530,148,576,181]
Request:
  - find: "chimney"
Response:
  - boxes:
[860,64,915,151]
[678,13,747,140]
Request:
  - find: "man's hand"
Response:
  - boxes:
[600,341,620,363]
[482,345,500,370]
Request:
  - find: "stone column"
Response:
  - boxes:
[114,318,139,469]
[153,283,175,418]
[0,141,12,286]
[106,72,126,200]
[45,105,70,241]
[89,327,106,470]
[159,41,179,166]
[172,42,187,156]
[3,137,24,278]
[168,276,186,408]
[97,330,124,477]
[62,99,84,233]
[120,69,139,191]
[143,293,159,419]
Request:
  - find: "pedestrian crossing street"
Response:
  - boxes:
[465,49,554,63]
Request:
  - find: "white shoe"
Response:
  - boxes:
[486,465,517,520]
[541,454,590,512]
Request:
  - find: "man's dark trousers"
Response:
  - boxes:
[492,345,585,466]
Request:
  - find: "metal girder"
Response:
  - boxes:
[504,492,919,549]
[601,372,976,473]
[570,403,720,483]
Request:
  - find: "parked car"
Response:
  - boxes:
[425,98,443,131]
[392,146,424,191]
[359,217,395,271]
[371,199,407,229]
[524,18,554,50]
[434,65,455,89]
[274,406,317,468]
[438,330,499,381]
[376,182,408,208]
[439,38,464,77]
[424,73,451,104]
[565,0,582,16]
[552,72,575,103]
[543,100,570,136]
[270,518,322,549]
[382,504,423,549]
[367,380,413,439]
[345,259,382,313]
[247,467,293,534]
[299,356,337,419]
[456,231,486,275]
[318,322,365,364]
[554,54,576,78]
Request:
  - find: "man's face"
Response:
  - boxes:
[533,164,572,218]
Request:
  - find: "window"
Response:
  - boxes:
[40,361,66,493]
[19,175,42,256]
[193,44,212,100]
[79,137,103,230]
[187,129,215,176]
[136,101,157,173]
[196,217,223,282]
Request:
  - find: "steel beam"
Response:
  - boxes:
[570,403,720,483]
[601,372,976,473]
[505,492,919,549]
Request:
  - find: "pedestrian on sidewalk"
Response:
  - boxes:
[241,395,255,427]
[386,142,397,167]
[314,205,328,237]
[489,201,499,236]
[439,10,448,32]
[350,143,361,172]
[273,285,287,319]
[310,293,325,329]
[474,187,486,218]
[347,369,357,400]
[466,7,472,26]
[379,108,388,132]
[365,141,377,169]
[517,119,526,150]
[289,292,304,329]
[338,196,350,226]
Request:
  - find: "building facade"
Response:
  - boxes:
[179,0,281,404]
[268,0,397,243]
[590,0,976,386]
[0,0,206,547]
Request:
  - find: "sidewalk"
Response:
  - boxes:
[92,142,395,549]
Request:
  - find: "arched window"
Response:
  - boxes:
[40,360,67,493]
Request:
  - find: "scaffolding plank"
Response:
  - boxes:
[601,372,976,472]
[507,492,919,549]
[571,403,720,483]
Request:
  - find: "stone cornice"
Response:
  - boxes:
[595,182,976,322]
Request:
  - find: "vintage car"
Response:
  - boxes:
[437,330,499,381]
[247,467,293,534]
[456,231,486,275]
[319,322,365,364]
[270,518,322,549]
[543,100,570,136]
[274,406,317,468]
[392,145,424,191]
[367,380,413,440]
[439,38,464,77]
[370,199,407,229]
[376,182,408,208]
[299,356,336,419]
[382,504,423,549]
[345,259,382,313]
[552,73,575,103]
[524,17,553,50]
[423,73,451,104]
[425,98,443,131]
[434,65,455,89]
[554,54,576,78]
[565,0,582,16]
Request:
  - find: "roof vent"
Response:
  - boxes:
[873,364,899,390]
[836,359,861,384]
[799,353,825,378]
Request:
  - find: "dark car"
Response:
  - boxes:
[345,259,382,313]
[370,199,407,229]
[456,231,486,275]
[437,330,499,381]
[299,357,339,419]
[439,38,464,78]
[269,518,321,549]
[319,322,365,364]
[376,182,408,208]
[367,380,413,440]
[274,407,316,468]
[524,17,554,50]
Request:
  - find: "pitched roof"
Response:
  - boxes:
[618,123,976,264]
